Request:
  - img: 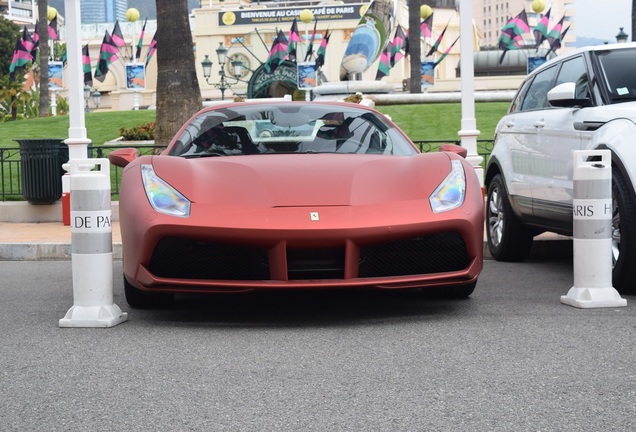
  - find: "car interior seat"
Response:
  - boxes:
[222,126,259,154]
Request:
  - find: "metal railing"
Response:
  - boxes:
[0,140,493,201]
[0,144,166,202]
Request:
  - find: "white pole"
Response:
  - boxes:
[51,89,57,116]
[59,159,128,327]
[458,0,483,188]
[59,1,124,327]
[131,19,140,110]
[305,23,310,102]
[63,0,90,161]
[561,150,627,308]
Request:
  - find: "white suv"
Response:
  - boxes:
[485,42,636,294]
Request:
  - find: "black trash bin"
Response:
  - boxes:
[16,139,69,204]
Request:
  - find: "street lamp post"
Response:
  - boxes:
[83,84,91,112]
[616,27,629,43]
[300,9,314,102]
[92,90,101,110]
[201,42,244,100]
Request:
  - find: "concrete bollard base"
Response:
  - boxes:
[561,287,627,309]
[59,304,128,327]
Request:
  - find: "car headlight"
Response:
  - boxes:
[141,164,191,217]
[429,159,466,213]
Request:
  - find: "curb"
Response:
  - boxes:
[0,243,122,261]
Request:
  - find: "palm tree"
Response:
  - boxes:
[154,0,202,146]
[632,0,636,41]
[408,0,424,93]
[37,0,49,117]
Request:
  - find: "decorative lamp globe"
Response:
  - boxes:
[420,5,433,20]
[300,9,314,24]
[47,6,58,21]
[216,42,228,65]
[616,27,629,43]
[126,8,140,22]
[531,0,545,14]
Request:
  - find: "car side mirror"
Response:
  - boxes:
[547,82,590,108]
[108,148,139,168]
[439,143,468,158]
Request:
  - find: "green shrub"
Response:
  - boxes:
[53,96,69,115]
[119,121,155,140]
[4,113,25,122]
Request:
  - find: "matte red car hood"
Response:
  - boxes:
[150,153,453,207]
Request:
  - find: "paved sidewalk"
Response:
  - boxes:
[0,221,572,261]
[0,222,122,260]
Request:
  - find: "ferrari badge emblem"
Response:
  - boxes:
[310,212,320,221]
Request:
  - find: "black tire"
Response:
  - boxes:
[123,276,174,308]
[486,174,534,261]
[421,281,477,299]
[611,169,636,294]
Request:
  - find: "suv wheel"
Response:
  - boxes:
[486,174,535,261]
[612,169,636,294]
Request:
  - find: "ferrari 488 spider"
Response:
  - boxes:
[109,101,484,307]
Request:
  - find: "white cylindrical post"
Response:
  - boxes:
[59,158,128,327]
[458,0,483,189]
[561,150,626,308]
[63,0,90,161]
[51,89,57,116]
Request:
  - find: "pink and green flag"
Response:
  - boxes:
[285,19,301,62]
[111,20,126,48]
[145,32,157,67]
[533,8,551,47]
[375,46,391,80]
[426,21,449,58]
[498,10,530,63]
[547,16,565,50]
[434,36,459,67]
[390,26,408,67]
[20,26,36,61]
[82,44,93,86]
[136,18,147,61]
[314,30,330,69]
[48,16,59,41]
[264,30,288,74]
[9,39,31,80]
[304,18,318,62]
[420,13,434,39]
[94,30,119,82]
[549,21,570,52]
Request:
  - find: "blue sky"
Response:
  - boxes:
[574,0,631,41]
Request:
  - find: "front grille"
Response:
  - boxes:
[287,247,345,280]
[149,237,269,280]
[358,232,470,278]
[148,232,469,282]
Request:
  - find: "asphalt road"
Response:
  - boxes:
[1,258,635,432]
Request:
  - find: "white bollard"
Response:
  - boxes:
[59,159,128,327]
[561,150,627,308]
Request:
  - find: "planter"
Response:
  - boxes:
[104,137,154,146]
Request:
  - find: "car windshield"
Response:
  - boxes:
[594,47,636,103]
[168,103,417,157]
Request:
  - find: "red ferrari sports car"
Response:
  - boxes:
[109,101,484,307]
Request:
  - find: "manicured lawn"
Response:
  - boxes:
[0,110,156,148]
[376,102,510,141]
[0,102,510,148]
